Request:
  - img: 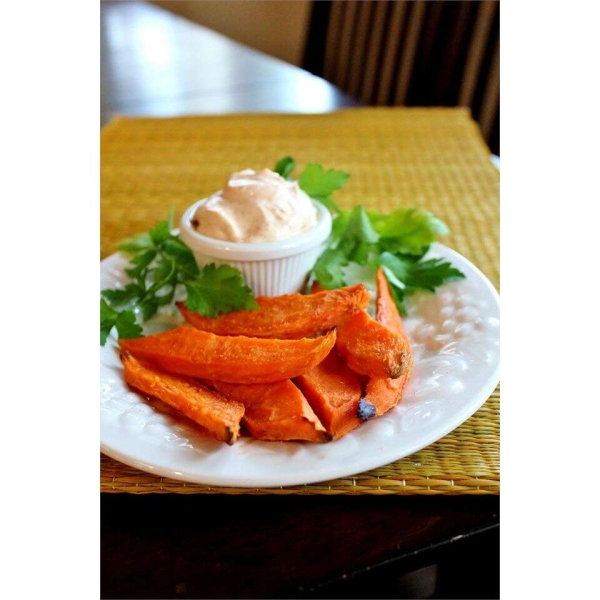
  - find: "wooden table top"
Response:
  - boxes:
[100,3,499,598]
[101,0,360,125]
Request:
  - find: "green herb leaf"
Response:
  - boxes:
[379,252,465,293]
[312,248,348,289]
[138,298,159,321]
[101,210,258,344]
[369,208,449,256]
[149,208,174,245]
[377,252,412,282]
[101,283,145,307]
[274,156,296,179]
[100,299,142,345]
[118,232,153,255]
[100,299,118,346]
[162,238,200,279]
[404,258,466,293]
[337,206,380,264]
[153,257,176,284]
[185,264,259,318]
[114,310,143,340]
[313,200,464,308]
[298,163,349,214]
[125,249,157,281]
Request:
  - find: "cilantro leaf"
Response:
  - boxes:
[377,252,412,282]
[313,200,464,311]
[369,208,449,256]
[298,163,349,213]
[379,251,465,294]
[403,258,466,293]
[101,210,258,344]
[114,310,143,340]
[101,283,145,307]
[100,299,118,346]
[149,208,174,245]
[152,257,176,284]
[125,249,157,281]
[274,156,296,179]
[312,248,348,289]
[138,298,159,321]
[330,210,352,245]
[185,264,259,318]
[162,238,200,279]
[100,299,142,345]
[118,232,153,255]
[337,206,380,264]
[299,163,350,198]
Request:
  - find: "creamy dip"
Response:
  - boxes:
[191,169,318,243]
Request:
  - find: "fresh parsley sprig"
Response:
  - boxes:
[100,209,258,345]
[274,157,349,214]
[312,204,465,314]
[274,156,466,314]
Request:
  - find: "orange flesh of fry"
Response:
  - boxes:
[363,269,413,416]
[375,268,409,341]
[119,326,336,384]
[295,350,363,440]
[312,280,409,379]
[335,311,411,379]
[121,352,244,444]
[177,284,370,339]
[212,380,330,442]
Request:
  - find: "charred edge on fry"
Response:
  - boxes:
[301,416,333,442]
[225,426,235,445]
[357,398,377,421]
[389,350,411,379]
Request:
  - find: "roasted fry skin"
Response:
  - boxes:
[335,310,411,379]
[120,326,336,384]
[177,284,370,339]
[212,380,330,442]
[295,349,363,440]
[121,352,244,444]
[362,269,413,415]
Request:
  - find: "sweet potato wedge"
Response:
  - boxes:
[121,352,244,444]
[295,349,363,440]
[312,281,409,379]
[212,380,329,442]
[335,310,411,379]
[177,284,370,339]
[362,374,411,417]
[362,269,413,416]
[374,268,409,340]
[119,326,336,384]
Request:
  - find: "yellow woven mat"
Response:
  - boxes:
[101,107,500,495]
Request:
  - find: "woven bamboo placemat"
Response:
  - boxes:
[100,107,499,495]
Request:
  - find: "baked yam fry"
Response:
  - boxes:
[212,380,330,442]
[177,284,370,339]
[121,352,244,444]
[119,326,336,384]
[335,310,411,379]
[294,349,363,440]
[362,269,413,415]
[311,280,410,379]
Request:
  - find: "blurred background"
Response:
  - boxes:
[102,0,498,151]
[159,0,498,152]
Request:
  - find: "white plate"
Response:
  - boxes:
[100,243,500,487]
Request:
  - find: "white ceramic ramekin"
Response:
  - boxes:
[179,199,332,296]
